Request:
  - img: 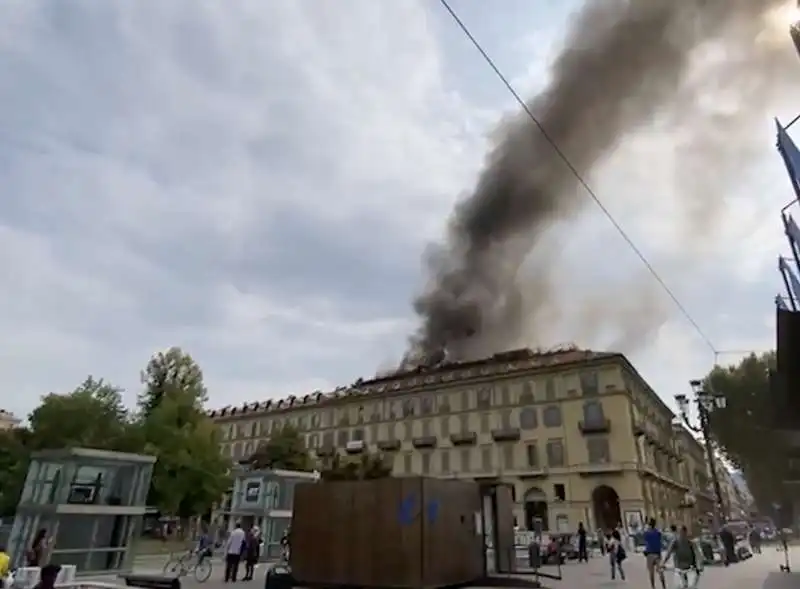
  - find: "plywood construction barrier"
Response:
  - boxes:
[291,477,485,589]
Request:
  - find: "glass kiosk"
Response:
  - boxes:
[9,447,156,574]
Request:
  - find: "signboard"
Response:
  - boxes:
[244,481,261,503]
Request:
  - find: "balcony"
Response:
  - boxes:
[345,440,365,454]
[412,436,438,449]
[579,419,611,434]
[450,431,477,446]
[517,467,548,479]
[577,462,624,476]
[317,445,335,457]
[491,428,521,442]
[377,440,401,452]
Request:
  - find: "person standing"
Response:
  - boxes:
[577,522,588,562]
[643,518,666,589]
[719,526,736,566]
[26,529,48,567]
[224,523,246,583]
[242,526,261,581]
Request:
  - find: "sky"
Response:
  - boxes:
[0,0,799,422]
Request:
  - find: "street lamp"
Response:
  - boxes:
[675,380,728,531]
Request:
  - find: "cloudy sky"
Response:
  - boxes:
[1,0,798,421]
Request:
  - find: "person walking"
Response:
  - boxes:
[643,518,666,589]
[577,522,589,562]
[663,526,703,589]
[223,523,246,583]
[606,529,626,581]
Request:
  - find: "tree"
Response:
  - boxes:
[28,376,138,451]
[0,427,31,515]
[139,349,230,517]
[704,352,786,511]
[139,347,208,419]
[320,452,393,481]
[248,425,313,471]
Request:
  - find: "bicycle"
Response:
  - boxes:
[163,549,213,582]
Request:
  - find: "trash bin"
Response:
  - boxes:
[264,564,293,589]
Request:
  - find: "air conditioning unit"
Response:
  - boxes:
[346,440,365,452]
[67,484,97,505]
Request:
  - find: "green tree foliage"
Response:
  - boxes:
[0,428,31,515]
[248,425,312,471]
[140,348,230,516]
[139,347,208,419]
[704,352,785,511]
[320,452,393,481]
[28,376,138,451]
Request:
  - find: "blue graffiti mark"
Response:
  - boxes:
[426,499,439,524]
[398,494,417,526]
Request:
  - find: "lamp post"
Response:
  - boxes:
[675,380,728,531]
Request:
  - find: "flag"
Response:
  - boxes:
[776,118,800,202]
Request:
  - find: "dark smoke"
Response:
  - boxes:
[403,0,793,367]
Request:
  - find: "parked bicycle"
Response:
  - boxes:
[163,549,213,582]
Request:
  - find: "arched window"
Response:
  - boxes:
[543,405,562,427]
[519,382,534,405]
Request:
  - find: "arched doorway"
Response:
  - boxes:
[592,485,621,531]
[524,487,549,531]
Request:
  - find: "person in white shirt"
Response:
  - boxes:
[605,529,626,581]
[224,523,246,583]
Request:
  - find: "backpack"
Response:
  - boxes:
[616,545,627,562]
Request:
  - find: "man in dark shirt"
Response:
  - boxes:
[577,522,588,562]
[643,518,666,589]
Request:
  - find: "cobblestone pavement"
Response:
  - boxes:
[123,548,800,589]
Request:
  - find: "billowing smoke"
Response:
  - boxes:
[402,0,796,368]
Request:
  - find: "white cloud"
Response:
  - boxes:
[0,0,794,423]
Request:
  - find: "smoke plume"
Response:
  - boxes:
[403,0,796,367]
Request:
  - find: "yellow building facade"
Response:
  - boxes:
[210,348,710,533]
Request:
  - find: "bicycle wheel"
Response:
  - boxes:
[163,558,184,577]
[194,560,212,583]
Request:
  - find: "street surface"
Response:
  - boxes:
[120,548,800,589]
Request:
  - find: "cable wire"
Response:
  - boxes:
[438,0,718,355]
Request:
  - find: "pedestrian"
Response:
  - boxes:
[224,522,246,583]
[606,529,626,581]
[748,527,761,555]
[242,526,261,581]
[719,526,736,566]
[577,522,588,562]
[26,529,49,567]
[643,518,666,589]
[32,564,61,589]
[663,526,702,589]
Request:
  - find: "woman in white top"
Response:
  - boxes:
[606,529,627,581]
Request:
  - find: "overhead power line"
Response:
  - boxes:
[437,0,718,355]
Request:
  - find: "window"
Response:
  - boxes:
[544,378,556,401]
[526,443,539,468]
[308,433,319,448]
[499,409,512,429]
[546,439,564,467]
[441,450,451,473]
[369,405,381,422]
[461,389,472,410]
[480,413,490,433]
[520,382,534,404]
[497,385,510,406]
[477,387,492,409]
[355,406,364,424]
[440,416,450,437]
[582,401,605,424]
[311,413,321,428]
[554,483,566,501]
[337,430,349,446]
[481,447,493,471]
[421,396,434,415]
[438,394,451,414]
[403,453,413,473]
[580,371,599,395]
[352,428,364,441]
[520,408,538,430]
[503,445,515,469]
[421,453,431,474]
[402,399,416,418]
[587,437,611,463]
[421,419,431,437]
[459,414,470,432]
[461,448,472,472]
[543,405,562,427]
[322,432,334,447]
